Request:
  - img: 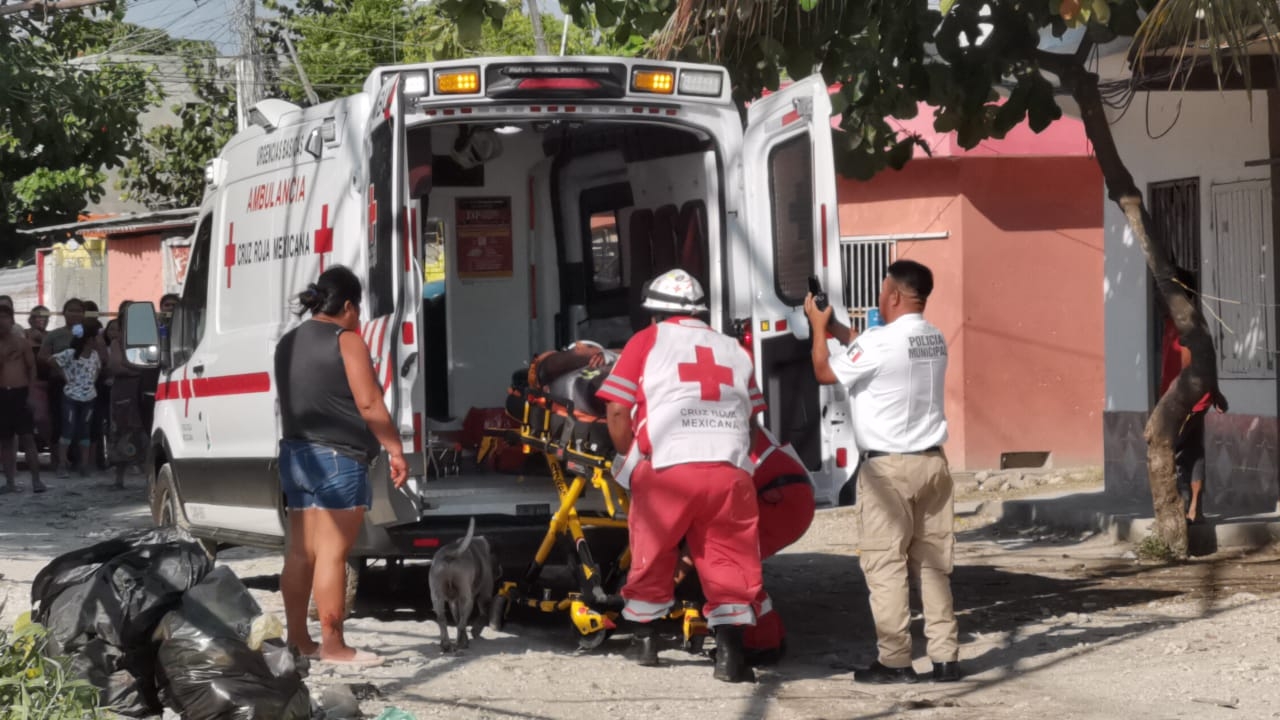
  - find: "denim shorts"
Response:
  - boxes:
[278,439,371,511]
[61,397,95,447]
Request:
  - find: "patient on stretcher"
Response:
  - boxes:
[529,342,617,407]
[506,341,620,458]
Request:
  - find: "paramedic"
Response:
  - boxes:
[804,259,961,684]
[274,266,408,667]
[597,268,765,684]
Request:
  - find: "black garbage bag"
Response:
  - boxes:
[68,639,156,714]
[29,526,214,716]
[154,610,310,720]
[178,566,268,642]
[31,527,204,616]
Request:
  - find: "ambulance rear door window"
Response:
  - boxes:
[768,134,815,306]
[367,122,396,318]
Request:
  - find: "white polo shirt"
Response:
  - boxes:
[828,313,948,454]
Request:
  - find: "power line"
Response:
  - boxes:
[0,0,112,18]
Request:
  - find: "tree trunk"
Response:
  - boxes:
[1037,50,1227,559]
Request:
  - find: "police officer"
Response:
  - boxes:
[804,259,961,684]
[597,268,765,683]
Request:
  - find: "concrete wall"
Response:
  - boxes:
[960,156,1105,468]
[105,234,165,313]
[1102,90,1278,514]
[837,155,1105,470]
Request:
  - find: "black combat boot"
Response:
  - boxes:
[712,625,755,683]
[632,622,661,667]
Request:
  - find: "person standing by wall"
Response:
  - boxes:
[1158,268,1219,524]
[50,321,102,479]
[273,266,408,667]
[25,306,51,446]
[106,311,149,489]
[83,300,111,471]
[597,268,765,684]
[39,298,86,461]
[0,305,45,493]
[804,259,961,684]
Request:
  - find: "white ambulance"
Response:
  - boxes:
[121,57,856,564]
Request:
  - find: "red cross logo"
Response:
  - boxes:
[314,205,333,272]
[678,345,734,401]
[223,223,236,288]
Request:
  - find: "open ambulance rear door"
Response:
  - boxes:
[741,74,853,505]
[363,73,425,527]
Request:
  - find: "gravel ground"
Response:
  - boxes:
[2,468,1279,720]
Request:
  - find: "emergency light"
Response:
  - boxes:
[631,68,675,95]
[403,71,429,97]
[678,70,724,97]
[436,69,480,94]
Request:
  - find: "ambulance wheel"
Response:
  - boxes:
[576,627,610,652]
[154,463,218,559]
[489,594,509,632]
[838,479,856,506]
[307,558,363,621]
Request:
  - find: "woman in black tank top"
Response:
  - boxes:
[273,266,407,667]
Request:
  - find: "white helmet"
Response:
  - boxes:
[641,269,708,314]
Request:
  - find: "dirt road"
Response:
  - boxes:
[2,471,1279,720]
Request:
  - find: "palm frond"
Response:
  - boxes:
[650,0,839,62]
[1132,0,1280,94]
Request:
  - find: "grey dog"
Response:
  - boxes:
[428,517,497,652]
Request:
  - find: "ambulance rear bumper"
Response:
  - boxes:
[352,514,629,568]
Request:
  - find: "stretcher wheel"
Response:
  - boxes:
[576,627,610,652]
[489,594,509,632]
[683,634,706,655]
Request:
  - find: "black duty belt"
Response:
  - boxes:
[862,446,941,460]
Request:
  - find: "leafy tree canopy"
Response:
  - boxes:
[119,45,238,210]
[0,1,157,262]
[265,0,634,104]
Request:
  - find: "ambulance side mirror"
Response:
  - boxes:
[120,301,161,369]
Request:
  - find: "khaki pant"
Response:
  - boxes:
[856,451,958,667]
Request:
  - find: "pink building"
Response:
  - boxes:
[838,105,1104,470]
[25,210,196,315]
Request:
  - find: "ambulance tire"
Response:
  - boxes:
[153,463,219,559]
[838,479,856,506]
[307,558,363,621]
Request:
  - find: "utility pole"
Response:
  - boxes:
[282,33,319,106]
[525,0,548,56]
[234,0,263,130]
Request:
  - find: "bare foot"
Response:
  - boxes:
[32,479,47,493]
[320,646,383,666]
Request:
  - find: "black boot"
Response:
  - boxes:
[632,623,661,667]
[712,626,755,683]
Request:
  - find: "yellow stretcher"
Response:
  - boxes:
[486,405,709,653]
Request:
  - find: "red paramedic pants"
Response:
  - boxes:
[747,471,814,650]
[622,460,763,628]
